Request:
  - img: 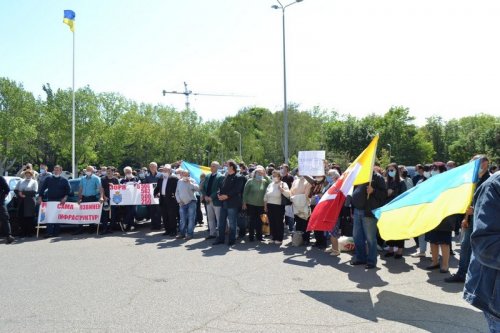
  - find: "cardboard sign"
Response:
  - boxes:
[298,151,325,176]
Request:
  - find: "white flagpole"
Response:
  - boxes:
[71,28,76,179]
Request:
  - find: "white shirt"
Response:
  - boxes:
[161,176,168,196]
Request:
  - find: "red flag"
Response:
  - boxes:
[307,135,379,231]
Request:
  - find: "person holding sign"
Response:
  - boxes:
[38,165,71,238]
[120,167,139,232]
[175,169,199,240]
[100,167,119,234]
[154,165,179,237]
[74,166,104,235]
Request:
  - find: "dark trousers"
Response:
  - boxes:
[101,206,118,232]
[294,215,311,244]
[20,216,35,236]
[160,201,178,235]
[268,204,285,242]
[148,205,162,229]
[196,195,203,224]
[0,203,12,236]
[247,204,264,241]
[386,240,404,248]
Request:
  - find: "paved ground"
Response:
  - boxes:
[0,223,488,333]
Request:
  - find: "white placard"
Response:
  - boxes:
[298,151,325,176]
[109,183,159,206]
[38,201,102,225]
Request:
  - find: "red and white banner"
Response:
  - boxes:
[38,201,102,225]
[109,183,158,206]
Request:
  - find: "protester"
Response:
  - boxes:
[198,173,208,227]
[242,165,270,242]
[74,166,103,235]
[383,163,408,258]
[412,164,425,186]
[280,164,295,232]
[175,169,199,240]
[463,172,500,332]
[154,164,179,237]
[202,162,223,240]
[0,176,15,244]
[446,161,456,170]
[309,175,329,249]
[144,162,162,230]
[350,169,387,269]
[14,169,38,237]
[100,167,120,234]
[324,169,342,256]
[446,155,490,283]
[398,165,413,191]
[290,169,312,245]
[17,163,39,180]
[213,160,242,246]
[38,163,52,188]
[263,170,290,245]
[120,166,138,232]
[425,162,453,273]
[38,165,71,238]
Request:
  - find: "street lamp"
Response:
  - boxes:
[272,0,304,164]
[387,144,392,163]
[234,131,242,161]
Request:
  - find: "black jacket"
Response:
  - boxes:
[351,172,387,218]
[219,173,244,209]
[0,176,9,203]
[154,176,179,205]
[38,175,71,201]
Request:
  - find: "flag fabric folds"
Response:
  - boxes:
[307,135,379,231]
[63,10,76,32]
[180,161,211,184]
[374,159,480,240]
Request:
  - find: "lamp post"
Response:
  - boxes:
[272,0,304,164]
[234,131,242,161]
[387,144,392,163]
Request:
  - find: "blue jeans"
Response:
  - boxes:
[353,208,378,266]
[485,312,500,333]
[285,215,294,232]
[418,234,427,253]
[217,203,238,243]
[457,226,472,278]
[179,201,196,237]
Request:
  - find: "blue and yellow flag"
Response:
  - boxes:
[374,159,480,240]
[63,10,75,32]
[180,161,211,184]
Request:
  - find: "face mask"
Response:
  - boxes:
[326,176,333,184]
[139,173,145,179]
[126,174,133,179]
[423,171,431,178]
[40,168,46,174]
[273,177,280,183]
[280,170,286,177]
[388,170,396,178]
[26,177,32,180]
[255,175,263,181]
[85,171,92,176]
[183,176,189,181]
[163,172,170,178]
[430,170,439,177]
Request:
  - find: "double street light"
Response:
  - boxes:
[272,0,304,164]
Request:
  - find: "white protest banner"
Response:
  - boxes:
[38,201,102,225]
[298,151,326,176]
[109,183,159,206]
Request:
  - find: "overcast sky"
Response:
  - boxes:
[1,0,499,125]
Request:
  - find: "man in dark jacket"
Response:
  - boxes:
[350,171,387,269]
[213,160,242,246]
[0,176,15,244]
[38,165,72,238]
[154,164,179,236]
[203,161,224,240]
[145,162,162,230]
[464,172,500,332]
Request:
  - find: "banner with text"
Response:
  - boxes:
[298,151,326,176]
[109,183,159,206]
[38,201,102,225]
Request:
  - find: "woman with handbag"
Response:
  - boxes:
[14,169,38,237]
[264,170,291,245]
[425,162,453,273]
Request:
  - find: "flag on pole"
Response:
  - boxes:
[63,10,75,32]
[374,159,480,240]
[307,135,379,231]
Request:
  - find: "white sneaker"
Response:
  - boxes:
[324,247,334,253]
[411,251,426,258]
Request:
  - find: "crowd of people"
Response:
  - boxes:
[1,155,499,330]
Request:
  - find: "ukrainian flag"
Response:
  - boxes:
[63,10,75,32]
[374,159,480,240]
[181,161,211,184]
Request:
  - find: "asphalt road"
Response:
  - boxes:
[0,224,488,333]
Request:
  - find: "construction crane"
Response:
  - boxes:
[162,82,249,110]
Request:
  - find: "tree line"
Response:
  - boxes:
[0,77,498,174]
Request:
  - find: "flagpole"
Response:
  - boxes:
[71,28,76,179]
